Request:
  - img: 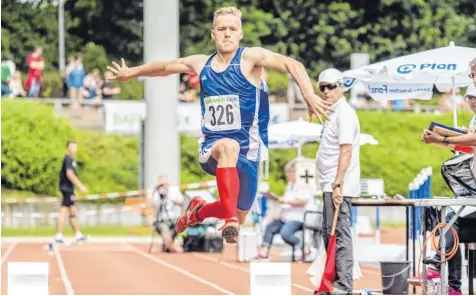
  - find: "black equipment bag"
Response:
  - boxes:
[441,153,476,197]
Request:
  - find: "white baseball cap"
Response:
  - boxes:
[317,68,344,86]
[466,85,476,98]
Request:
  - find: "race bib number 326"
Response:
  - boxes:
[204,95,241,131]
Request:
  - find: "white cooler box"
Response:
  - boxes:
[237,231,259,262]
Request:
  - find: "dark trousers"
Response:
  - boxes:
[322,192,353,292]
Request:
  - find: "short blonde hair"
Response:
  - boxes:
[213,7,242,25]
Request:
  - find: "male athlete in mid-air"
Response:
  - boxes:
[107,7,331,243]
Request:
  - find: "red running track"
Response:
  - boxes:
[1,228,419,295]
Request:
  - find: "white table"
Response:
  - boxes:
[351,197,476,295]
[415,197,476,295]
[352,198,421,293]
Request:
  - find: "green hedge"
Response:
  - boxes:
[1,100,139,196]
[1,100,473,199]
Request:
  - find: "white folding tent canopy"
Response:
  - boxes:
[342,41,476,127]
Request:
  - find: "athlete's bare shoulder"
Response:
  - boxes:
[180,54,209,74]
[242,46,298,73]
[241,47,266,64]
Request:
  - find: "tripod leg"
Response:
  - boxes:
[148,228,156,253]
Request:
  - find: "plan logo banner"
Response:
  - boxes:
[395,63,457,75]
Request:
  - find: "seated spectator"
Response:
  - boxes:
[7,71,27,98]
[83,69,103,102]
[148,175,184,253]
[255,160,314,260]
[102,71,121,99]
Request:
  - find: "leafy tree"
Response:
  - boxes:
[1,0,81,71]
[65,0,143,65]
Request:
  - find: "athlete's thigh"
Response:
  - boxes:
[236,155,259,211]
[210,138,240,160]
[198,138,240,175]
[67,205,78,217]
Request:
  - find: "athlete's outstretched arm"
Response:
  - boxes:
[106,55,207,82]
[244,47,332,123]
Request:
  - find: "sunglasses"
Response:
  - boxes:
[467,95,476,100]
[319,83,340,92]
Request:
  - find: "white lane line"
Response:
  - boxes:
[192,253,314,293]
[54,246,75,295]
[128,244,234,295]
[1,242,17,264]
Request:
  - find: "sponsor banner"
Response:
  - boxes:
[103,100,146,135]
[363,83,433,101]
[104,101,289,135]
[391,62,458,77]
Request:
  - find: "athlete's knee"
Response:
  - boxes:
[214,138,240,157]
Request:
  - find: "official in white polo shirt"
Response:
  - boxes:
[316,68,360,295]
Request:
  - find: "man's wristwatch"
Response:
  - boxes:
[442,136,449,145]
[332,183,341,190]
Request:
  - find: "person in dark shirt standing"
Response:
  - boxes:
[101,70,121,99]
[55,140,88,244]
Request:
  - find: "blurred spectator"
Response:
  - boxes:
[25,47,45,98]
[148,175,184,253]
[67,54,85,106]
[6,71,27,98]
[471,57,476,87]
[255,160,315,260]
[178,74,198,103]
[102,71,121,99]
[83,69,103,102]
[62,55,75,98]
[287,73,304,107]
[439,88,465,113]
[1,53,16,87]
[55,140,88,244]
[188,72,200,89]
[178,81,189,102]
[391,98,409,111]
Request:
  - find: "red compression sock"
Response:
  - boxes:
[197,167,240,221]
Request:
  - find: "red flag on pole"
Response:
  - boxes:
[315,203,341,295]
